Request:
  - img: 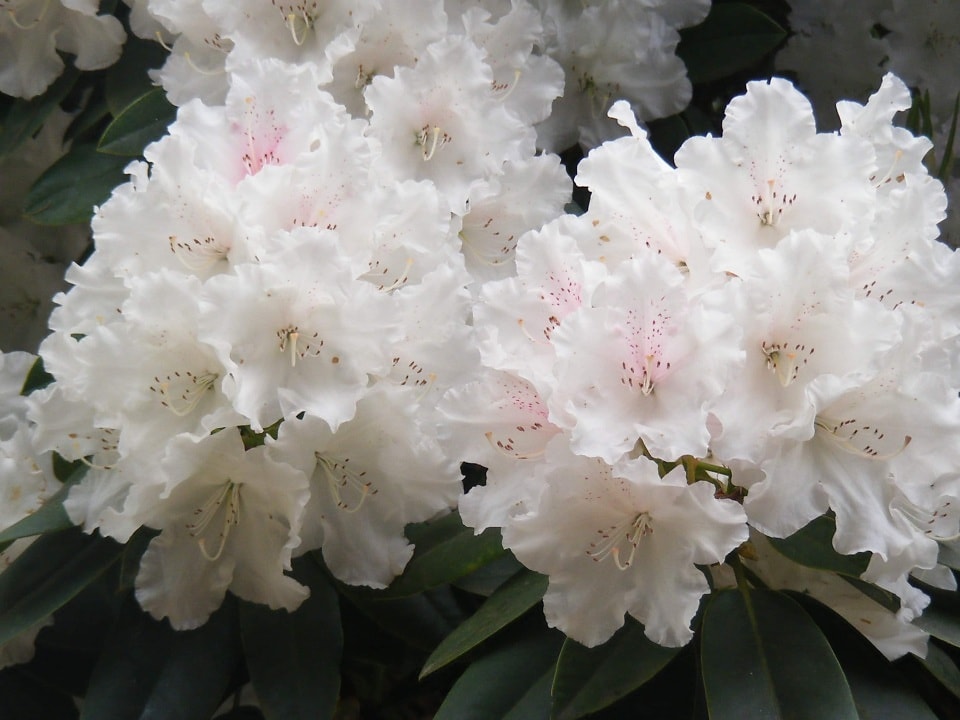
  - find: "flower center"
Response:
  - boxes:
[150,370,219,416]
[415,125,451,161]
[277,325,325,367]
[186,481,241,561]
[753,179,797,227]
[761,341,813,387]
[587,511,654,570]
[315,453,376,512]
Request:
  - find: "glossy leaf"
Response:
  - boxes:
[0,527,122,647]
[551,618,679,720]
[239,557,342,720]
[98,87,177,156]
[105,36,170,115]
[0,68,79,159]
[421,569,548,678]
[23,144,129,225]
[789,592,938,720]
[701,588,858,720]
[80,594,241,720]
[380,516,505,598]
[433,626,563,720]
[0,466,85,546]
[919,642,960,701]
[768,514,870,577]
[678,3,787,84]
[915,605,960,650]
[342,584,466,652]
[19,356,55,395]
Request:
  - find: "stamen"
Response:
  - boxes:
[815,416,911,460]
[316,454,376,513]
[484,430,546,460]
[286,11,312,46]
[492,69,522,102]
[182,51,226,76]
[6,0,50,30]
[420,126,441,161]
[150,370,219,416]
[587,512,654,569]
[186,482,241,561]
[871,149,905,188]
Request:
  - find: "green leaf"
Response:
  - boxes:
[80,594,242,720]
[0,668,79,720]
[938,92,959,182]
[678,3,787,84]
[421,569,548,678]
[19,355,55,395]
[433,625,563,720]
[0,527,122,647]
[98,87,177,156]
[701,588,858,720]
[915,604,960,650]
[239,557,342,720]
[0,68,79,159]
[919,641,960,701]
[938,540,960,573]
[380,515,505,598]
[23,144,129,225]
[0,466,85,546]
[551,618,679,720]
[767,514,870,577]
[341,584,466,652]
[105,36,170,116]
[788,592,938,720]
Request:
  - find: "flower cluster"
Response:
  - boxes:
[441,75,960,652]
[1,0,959,673]
[122,0,707,148]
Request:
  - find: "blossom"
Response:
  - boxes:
[133,428,310,630]
[0,0,125,98]
[503,443,748,647]
[268,385,462,588]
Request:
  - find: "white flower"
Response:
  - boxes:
[0,0,125,98]
[134,428,310,630]
[199,232,398,431]
[268,385,462,588]
[365,35,536,214]
[503,444,748,647]
[546,251,741,463]
[674,77,878,277]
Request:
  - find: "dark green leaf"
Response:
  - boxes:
[0,68,79,159]
[920,642,960,700]
[341,584,466,652]
[915,605,960,650]
[452,551,524,596]
[938,540,960,573]
[421,569,548,678]
[80,594,241,720]
[502,666,554,720]
[550,618,679,720]
[381,517,505,598]
[0,668,78,720]
[937,92,959,182]
[678,3,787,84]
[98,87,177,156]
[788,592,938,720]
[433,625,563,720]
[701,588,858,720]
[105,36,170,116]
[0,527,121,647]
[23,144,129,225]
[768,514,870,577]
[19,355,55,395]
[240,557,342,720]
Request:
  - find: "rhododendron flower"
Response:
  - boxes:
[504,444,748,647]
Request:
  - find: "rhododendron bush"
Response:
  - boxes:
[1,1,960,718]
